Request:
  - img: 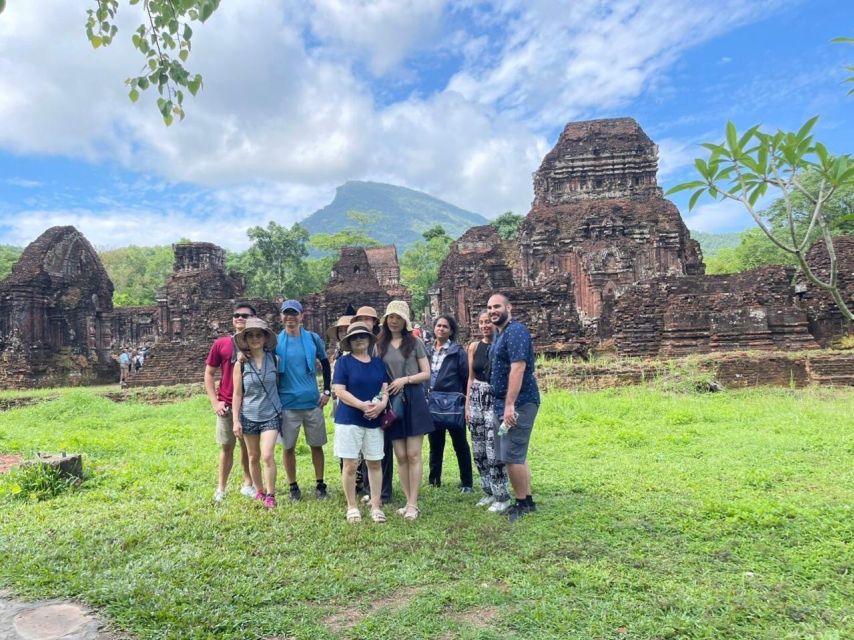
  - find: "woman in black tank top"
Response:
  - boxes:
[465,312,511,511]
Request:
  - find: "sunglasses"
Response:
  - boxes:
[232,313,253,319]
[350,335,370,341]
[245,332,265,340]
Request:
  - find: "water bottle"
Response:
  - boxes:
[497,411,518,437]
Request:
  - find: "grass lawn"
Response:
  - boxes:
[0,385,852,639]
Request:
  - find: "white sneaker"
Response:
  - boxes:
[239,485,257,498]
[213,488,226,503]
[476,495,496,507]
[488,500,511,513]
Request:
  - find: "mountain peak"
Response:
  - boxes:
[300,181,488,251]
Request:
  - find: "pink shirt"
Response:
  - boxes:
[206,336,236,404]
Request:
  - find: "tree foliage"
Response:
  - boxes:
[491,210,524,240]
[99,245,174,306]
[227,222,317,299]
[0,245,23,281]
[84,0,221,124]
[669,118,853,321]
[308,211,382,254]
[833,36,854,95]
[400,226,453,316]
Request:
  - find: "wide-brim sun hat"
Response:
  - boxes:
[340,321,377,352]
[326,315,353,342]
[380,300,413,332]
[235,317,277,352]
[351,306,379,322]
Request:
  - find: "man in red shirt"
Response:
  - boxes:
[205,301,258,503]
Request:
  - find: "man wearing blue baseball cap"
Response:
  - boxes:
[276,299,332,501]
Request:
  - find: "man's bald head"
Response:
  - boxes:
[487,293,512,328]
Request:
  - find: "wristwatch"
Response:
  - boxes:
[322,390,331,397]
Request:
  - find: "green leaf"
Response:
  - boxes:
[179,49,189,62]
[694,158,709,179]
[187,75,202,96]
[90,35,103,49]
[0,0,6,14]
[138,77,150,90]
[200,1,215,22]
[183,24,193,41]
[129,88,140,103]
[796,116,819,141]
[726,121,739,152]
[688,189,704,211]
[665,181,706,195]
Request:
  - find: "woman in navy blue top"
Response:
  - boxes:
[332,322,389,523]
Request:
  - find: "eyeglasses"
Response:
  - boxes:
[245,332,264,340]
[281,311,299,317]
[232,313,253,319]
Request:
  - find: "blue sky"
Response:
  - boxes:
[0,0,852,250]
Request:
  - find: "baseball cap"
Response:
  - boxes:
[280,299,303,313]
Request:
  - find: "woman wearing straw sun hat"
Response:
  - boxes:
[232,318,282,509]
[332,322,389,523]
[375,300,434,520]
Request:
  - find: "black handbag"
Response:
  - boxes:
[427,390,465,428]
[380,392,405,431]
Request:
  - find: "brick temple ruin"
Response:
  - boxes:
[432,118,851,356]
[1,118,850,389]
[0,230,408,389]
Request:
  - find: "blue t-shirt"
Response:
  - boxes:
[276,330,325,410]
[332,354,389,429]
[489,319,540,407]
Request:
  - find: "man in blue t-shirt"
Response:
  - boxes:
[487,293,540,523]
[276,299,332,501]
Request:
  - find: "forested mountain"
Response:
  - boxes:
[689,231,741,258]
[299,181,488,250]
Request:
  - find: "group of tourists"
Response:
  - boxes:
[204,294,539,523]
[117,346,147,385]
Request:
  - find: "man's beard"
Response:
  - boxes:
[490,312,509,326]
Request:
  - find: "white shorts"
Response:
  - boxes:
[334,424,385,461]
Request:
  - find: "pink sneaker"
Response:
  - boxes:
[254,490,266,502]
[263,494,277,509]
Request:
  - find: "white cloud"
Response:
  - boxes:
[447,0,786,127]
[309,0,447,75]
[0,0,791,248]
[4,178,43,189]
[684,199,754,233]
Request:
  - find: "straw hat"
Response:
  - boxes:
[380,300,413,332]
[339,321,376,352]
[351,306,379,322]
[234,317,277,352]
[326,315,353,343]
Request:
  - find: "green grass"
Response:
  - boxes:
[1,386,852,639]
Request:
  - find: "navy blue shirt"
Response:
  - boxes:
[489,319,540,406]
[332,354,389,428]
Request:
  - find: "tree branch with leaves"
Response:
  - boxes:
[83,0,220,124]
[668,118,853,322]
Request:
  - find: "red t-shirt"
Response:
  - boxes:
[206,336,236,404]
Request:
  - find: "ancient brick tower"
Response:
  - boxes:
[519,118,703,335]
[433,118,704,349]
[0,226,116,388]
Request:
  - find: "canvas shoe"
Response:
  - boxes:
[288,485,302,502]
[263,494,278,509]
[213,488,226,503]
[460,487,474,494]
[476,495,496,507]
[254,490,266,502]
[240,484,257,498]
[315,482,329,500]
[488,499,512,513]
